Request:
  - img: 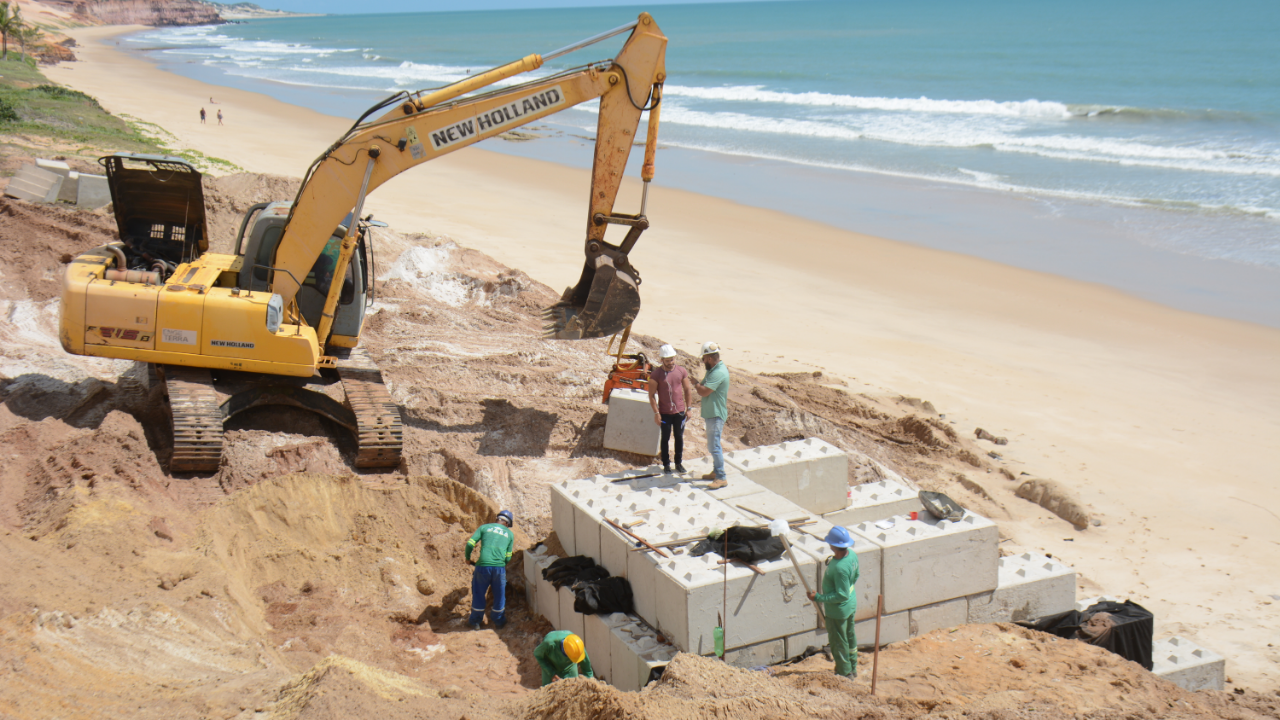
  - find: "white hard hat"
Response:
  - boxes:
[659,344,677,358]
[700,341,720,356]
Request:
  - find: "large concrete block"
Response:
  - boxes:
[549,479,586,555]
[824,479,922,527]
[1152,636,1225,692]
[702,472,769,502]
[532,552,561,628]
[909,597,969,636]
[968,553,1077,624]
[782,610,910,659]
[558,585,585,638]
[789,526,883,622]
[727,438,849,514]
[628,547,661,626]
[608,617,676,692]
[35,160,76,203]
[582,612,635,685]
[855,512,998,614]
[76,173,111,209]
[5,165,64,203]
[652,541,817,654]
[604,388,660,456]
[523,545,550,608]
[723,637,785,668]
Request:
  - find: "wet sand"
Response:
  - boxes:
[43,25,1280,689]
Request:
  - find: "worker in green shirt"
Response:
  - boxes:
[465,510,515,629]
[691,341,730,489]
[534,630,593,686]
[807,525,860,678]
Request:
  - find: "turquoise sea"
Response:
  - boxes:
[122,0,1280,326]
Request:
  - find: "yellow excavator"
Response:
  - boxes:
[58,14,667,472]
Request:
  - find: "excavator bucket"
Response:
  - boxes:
[543,255,640,340]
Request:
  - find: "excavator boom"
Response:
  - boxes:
[271,14,667,341]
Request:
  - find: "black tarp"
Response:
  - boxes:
[542,555,634,616]
[1019,599,1154,670]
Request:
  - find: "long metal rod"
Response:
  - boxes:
[543,19,640,61]
[871,594,884,692]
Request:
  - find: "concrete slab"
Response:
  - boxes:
[855,512,998,614]
[75,173,111,209]
[824,478,922,527]
[723,637,786,668]
[532,553,561,628]
[1152,636,1225,692]
[604,388,660,456]
[5,165,64,203]
[558,585,585,638]
[782,610,910,659]
[909,596,969,636]
[727,438,849,514]
[608,617,676,692]
[583,612,637,685]
[968,553,1077,624]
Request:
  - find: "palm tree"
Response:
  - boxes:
[0,2,17,60]
[16,22,38,61]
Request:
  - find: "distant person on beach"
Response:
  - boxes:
[534,631,593,686]
[692,341,730,488]
[217,109,223,125]
[648,343,692,475]
[464,510,514,629]
[200,107,206,123]
[209,96,217,103]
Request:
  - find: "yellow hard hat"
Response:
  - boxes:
[561,633,585,664]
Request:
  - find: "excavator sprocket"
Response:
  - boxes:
[543,255,640,340]
[334,348,404,468]
[163,366,224,473]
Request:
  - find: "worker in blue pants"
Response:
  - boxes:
[465,510,515,629]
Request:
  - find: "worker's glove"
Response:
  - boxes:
[466,559,476,566]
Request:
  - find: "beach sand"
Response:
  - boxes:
[44,25,1280,688]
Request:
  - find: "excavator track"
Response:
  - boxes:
[334,348,403,468]
[163,366,224,473]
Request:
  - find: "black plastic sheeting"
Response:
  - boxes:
[541,555,634,616]
[1018,599,1154,670]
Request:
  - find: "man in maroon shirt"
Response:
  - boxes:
[648,344,694,474]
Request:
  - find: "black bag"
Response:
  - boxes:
[1018,600,1153,670]
[572,576,635,615]
[542,556,602,589]
[718,526,785,564]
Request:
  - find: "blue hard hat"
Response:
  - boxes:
[497,510,514,526]
[824,526,854,549]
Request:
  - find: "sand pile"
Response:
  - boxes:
[0,164,1272,718]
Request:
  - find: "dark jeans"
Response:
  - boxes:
[469,566,506,627]
[660,411,686,468]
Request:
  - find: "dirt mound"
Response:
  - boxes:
[0,196,116,302]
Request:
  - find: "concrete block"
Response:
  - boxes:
[968,553,1077,624]
[652,541,817,654]
[824,479,922,527]
[35,160,76,203]
[727,438,849,514]
[702,472,769,502]
[607,617,675,692]
[855,512,998,614]
[5,165,64,203]
[533,553,561,628]
[76,173,111,209]
[523,546,550,608]
[549,480,584,556]
[558,585,585,638]
[35,159,71,176]
[604,388,660,456]
[57,171,81,203]
[628,547,661,626]
[723,637,786,668]
[583,612,636,685]
[910,597,969,636]
[782,610,910,659]
[1152,636,1225,692]
[788,525,883,622]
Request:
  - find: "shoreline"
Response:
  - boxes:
[41,25,1280,689]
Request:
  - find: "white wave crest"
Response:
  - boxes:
[665,84,1071,118]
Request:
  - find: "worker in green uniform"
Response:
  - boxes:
[534,630,593,686]
[465,510,515,629]
[807,525,860,678]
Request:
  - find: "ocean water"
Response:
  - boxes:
[122,0,1280,325]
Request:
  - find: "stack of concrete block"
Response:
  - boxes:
[967,552,1077,623]
[824,478,922,527]
[1152,636,1225,691]
[854,513,999,615]
[609,616,677,692]
[604,388,660,456]
[5,164,64,203]
[726,438,849,514]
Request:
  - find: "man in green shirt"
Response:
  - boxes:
[691,341,730,489]
[807,525,860,678]
[465,510,515,629]
[534,630,593,686]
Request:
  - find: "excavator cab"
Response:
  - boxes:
[235,202,372,349]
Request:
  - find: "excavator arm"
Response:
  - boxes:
[269,13,667,344]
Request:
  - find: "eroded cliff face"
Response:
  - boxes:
[40,0,223,27]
